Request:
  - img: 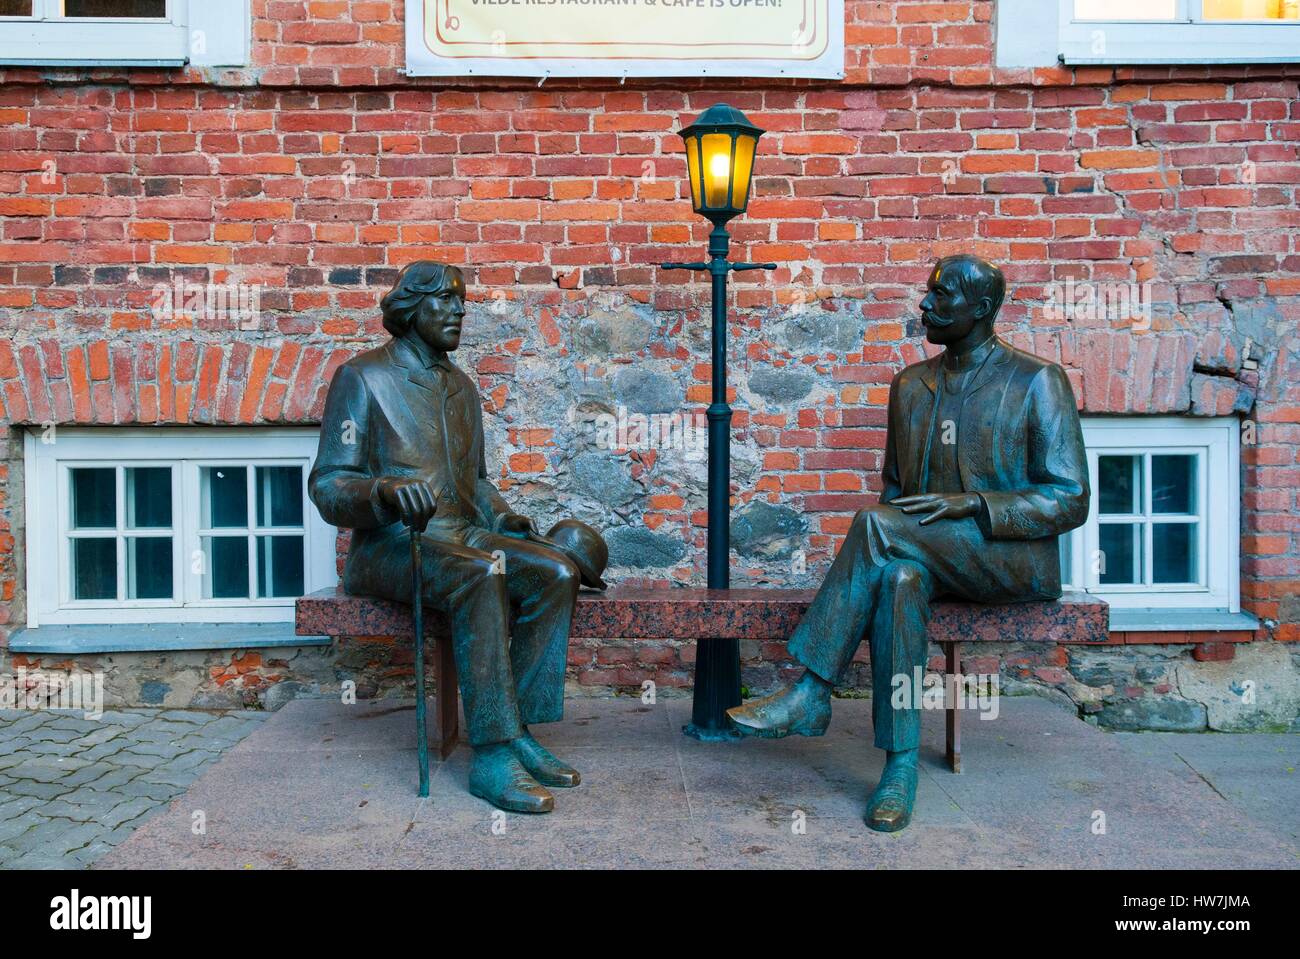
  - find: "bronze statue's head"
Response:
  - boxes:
[380,261,466,353]
[919,254,1005,347]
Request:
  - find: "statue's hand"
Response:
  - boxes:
[496,513,535,539]
[377,477,438,532]
[890,492,981,526]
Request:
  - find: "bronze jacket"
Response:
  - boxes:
[881,336,1090,541]
[309,337,512,543]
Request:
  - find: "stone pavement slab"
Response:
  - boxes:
[94,695,1300,870]
[1112,729,1299,842]
[0,707,266,869]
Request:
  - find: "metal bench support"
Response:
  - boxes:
[435,638,459,759]
[944,640,961,774]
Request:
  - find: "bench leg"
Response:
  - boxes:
[944,641,961,774]
[435,638,460,760]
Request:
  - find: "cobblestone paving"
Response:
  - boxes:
[0,708,266,869]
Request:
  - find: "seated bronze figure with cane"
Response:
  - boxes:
[309,261,608,814]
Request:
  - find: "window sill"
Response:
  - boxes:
[8,622,330,655]
[0,59,188,67]
[1107,608,1259,635]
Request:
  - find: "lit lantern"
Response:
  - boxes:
[680,103,764,224]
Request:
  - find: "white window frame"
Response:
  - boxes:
[25,427,338,627]
[1058,0,1300,64]
[0,0,249,67]
[1059,416,1240,612]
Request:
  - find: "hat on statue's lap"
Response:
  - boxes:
[542,519,609,590]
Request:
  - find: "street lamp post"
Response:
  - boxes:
[661,103,776,741]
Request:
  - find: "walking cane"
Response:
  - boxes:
[410,526,430,798]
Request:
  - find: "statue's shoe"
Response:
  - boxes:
[726,684,832,739]
[468,745,555,814]
[865,755,919,833]
[511,732,581,788]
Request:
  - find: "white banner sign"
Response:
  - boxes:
[405,0,844,79]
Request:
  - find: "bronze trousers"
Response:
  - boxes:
[345,516,580,746]
[788,504,1058,751]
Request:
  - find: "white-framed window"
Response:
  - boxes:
[1059,416,1240,612]
[25,428,337,627]
[0,0,249,67]
[1059,0,1300,63]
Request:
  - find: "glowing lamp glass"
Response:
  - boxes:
[679,104,765,222]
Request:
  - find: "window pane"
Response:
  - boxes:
[62,1,168,16]
[1152,454,1196,514]
[125,467,172,529]
[0,1,33,16]
[72,537,116,600]
[127,536,173,599]
[683,135,701,209]
[204,536,250,599]
[1099,522,1141,585]
[71,467,116,529]
[731,134,757,209]
[1203,0,1300,20]
[1058,531,1074,588]
[257,466,304,528]
[701,133,733,208]
[202,467,248,529]
[257,535,305,598]
[1075,0,1178,18]
[1098,455,1141,515]
[1153,523,1197,584]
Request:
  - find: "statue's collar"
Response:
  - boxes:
[390,337,461,397]
[920,335,1006,396]
[941,334,997,372]
[393,335,455,373]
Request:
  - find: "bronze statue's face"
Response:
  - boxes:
[919,262,986,346]
[412,270,466,353]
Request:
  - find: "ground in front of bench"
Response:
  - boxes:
[95,697,1298,870]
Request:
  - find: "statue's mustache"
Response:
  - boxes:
[922,311,954,328]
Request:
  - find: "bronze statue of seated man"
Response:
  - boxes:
[309,261,608,815]
[728,255,1090,832]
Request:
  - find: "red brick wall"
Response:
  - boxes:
[0,1,1296,646]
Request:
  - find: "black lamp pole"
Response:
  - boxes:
[661,104,776,741]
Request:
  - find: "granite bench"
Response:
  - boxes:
[296,586,1110,772]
